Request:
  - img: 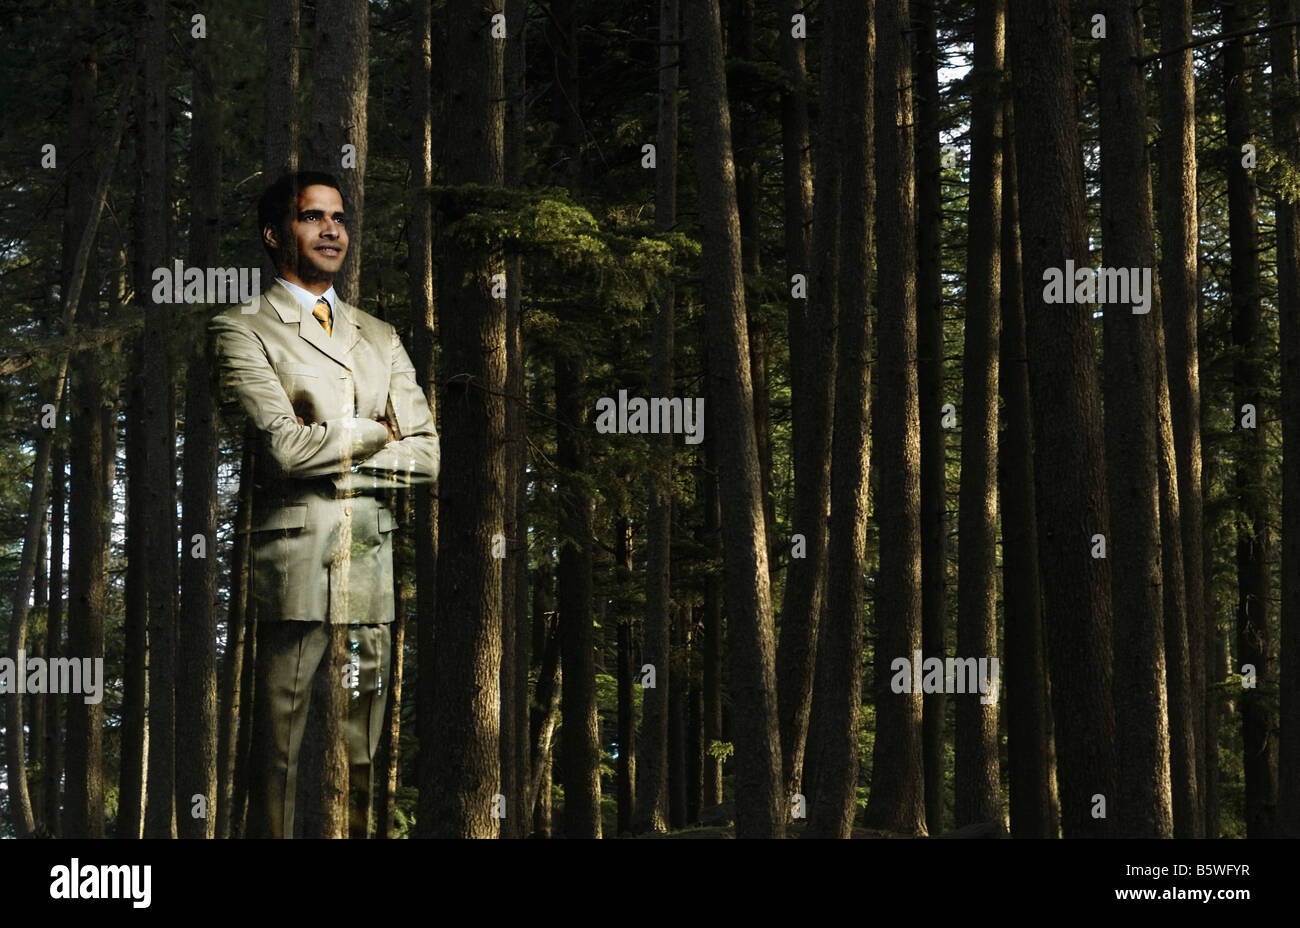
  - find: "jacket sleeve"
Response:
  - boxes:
[210,312,391,478]
[353,325,441,487]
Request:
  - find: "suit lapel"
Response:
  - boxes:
[265,279,357,370]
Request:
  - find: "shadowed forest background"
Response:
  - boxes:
[1,0,1297,839]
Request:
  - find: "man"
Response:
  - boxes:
[210,171,439,838]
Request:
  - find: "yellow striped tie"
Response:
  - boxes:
[312,297,332,336]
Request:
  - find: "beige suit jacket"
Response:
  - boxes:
[209,279,439,624]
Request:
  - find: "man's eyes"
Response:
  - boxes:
[299,212,346,223]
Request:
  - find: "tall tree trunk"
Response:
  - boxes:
[684,0,784,837]
[65,340,108,839]
[699,411,724,809]
[527,574,561,835]
[864,0,926,836]
[139,0,177,840]
[544,0,601,841]
[500,0,529,841]
[999,105,1058,838]
[804,0,873,839]
[668,606,689,828]
[1160,0,1208,839]
[215,441,254,838]
[1007,0,1116,838]
[913,0,948,836]
[177,27,222,839]
[775,0,837,803]
[412,1,442,849]
[118,355,148,839]
[421,0,505,838]
[29,512,47,828]
[556,354,602,837]
[1099,0,1173,837]
[58,0,109,843]
[1224,0,1278,838]
[306,0,368,304]
[615,520,636,834]
[404,0,435,842]
[265,0,300,174]
[634,0,679,836]
[1275,0,1300,839]
[727,0,774,581]
[954,0,1003,830]
[44,428,66,834]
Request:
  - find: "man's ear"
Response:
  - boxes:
[263,224,279,253]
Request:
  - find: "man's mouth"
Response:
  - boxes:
[316,245,342,257]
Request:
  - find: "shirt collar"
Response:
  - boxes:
[276,277,338,320]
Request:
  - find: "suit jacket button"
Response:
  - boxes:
[344,505,352,516]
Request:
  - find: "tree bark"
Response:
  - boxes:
[684,0,785,837]
[1224,0,1278,839]
[421,0,505,838]
[1159,0,1209,839]
[804,0,873,839]
[775,0,837,804]
[216,440,254,838]
[913,0,948,836]
[264,0,300,175]
[1271,0,1300,839]
[1007,0,1116,838]
[306,0,368,304]
[500,0,529,841]
[998,105,1058,838]
[1099,0,1173,838]
[177,26,222,838]
[954,0,1004,830]
[864,0,926,836]
[44,429,66,835]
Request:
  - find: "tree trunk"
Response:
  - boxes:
[634,0,679,836]
[1007,0,1116,838]
[998,105,1058,838]
[421,0,505,838]
[804,0,873,839]
[500,0,529,841]
[616,544,636,834]
[215,440,254,838]
[44,429,66,834]
[775,0,837,804]
[913,0,948,836]
[684,0,785,837]
[700,413,724,809]
[264,0,300,175]
[65,339,108,839]
[1159,0,1209,838]
[954,0,1003,830]
[556,353,602,837]
[135,0,177,841]
[306,0,368,304]
[1274,0,1300,839]
[1224,0,1277,839]
[177,27,222,838]
[727,0,774,581]
[1099,0,1173,838]
[864,0,926,836]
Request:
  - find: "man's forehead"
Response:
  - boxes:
[295,185,344,212]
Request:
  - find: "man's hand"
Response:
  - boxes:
[375,416,397,443]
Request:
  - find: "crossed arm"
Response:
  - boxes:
[209,314,440,487]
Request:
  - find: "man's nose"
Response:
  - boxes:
[321,218,343,237]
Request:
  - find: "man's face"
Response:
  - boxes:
[267,184,348,286]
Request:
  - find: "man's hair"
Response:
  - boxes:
[257,171,344,263]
